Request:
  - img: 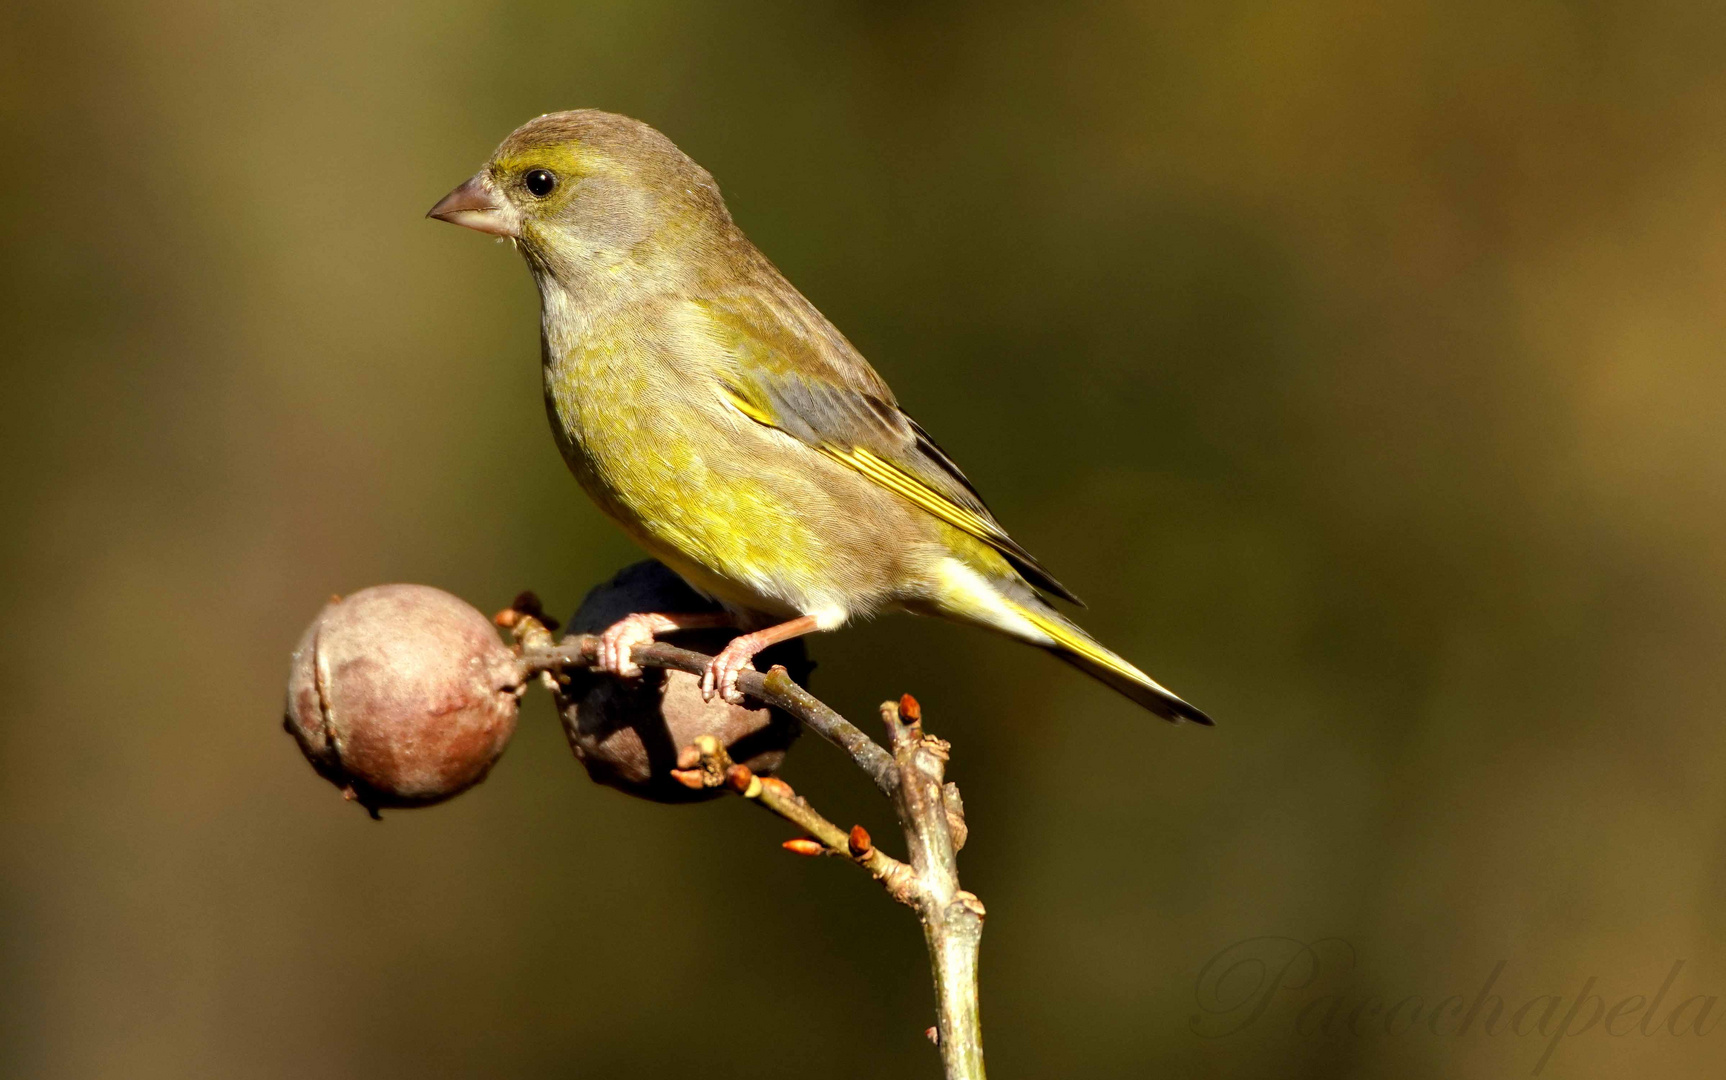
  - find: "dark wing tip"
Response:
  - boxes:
[1001,547,1085,607]
[1045,647,1215,724]
[1171,699,1216,726]
[1041,577,1086,607]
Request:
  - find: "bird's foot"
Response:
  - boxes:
[701,635,763,706]
[597,613,677,678]
[697,614,825,705]
[596,611,738,678]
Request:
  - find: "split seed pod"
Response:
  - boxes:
[284,584,525,816]
[556,561,808,803]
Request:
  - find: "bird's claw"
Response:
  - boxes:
[598,613,662,678]
[701,639,758,705]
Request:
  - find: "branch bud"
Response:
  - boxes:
[668,769,706,790]
[724,764,756,793]
[847,825,873,858]
[898,693,922,724]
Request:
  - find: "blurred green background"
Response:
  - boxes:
[5,1,1726,1077]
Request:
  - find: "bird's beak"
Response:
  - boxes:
[426,172,522,238]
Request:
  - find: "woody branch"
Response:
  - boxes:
[504,609,986,1080]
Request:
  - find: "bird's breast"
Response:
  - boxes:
[540,320,874,618]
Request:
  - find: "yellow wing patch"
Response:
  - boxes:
[722,384,1001,543]
[718,376,1077,600]
[814,444,1007,548]
[722,387,776,427]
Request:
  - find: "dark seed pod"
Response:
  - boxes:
[284,584,525,817]
[556,561,809,803]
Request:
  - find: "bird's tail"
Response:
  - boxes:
[1013,603,1213,725]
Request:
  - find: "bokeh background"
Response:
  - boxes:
[5,1,1726,1077]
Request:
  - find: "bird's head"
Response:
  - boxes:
[427,110,732,283]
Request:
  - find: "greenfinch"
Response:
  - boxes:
[429,110,1210,724]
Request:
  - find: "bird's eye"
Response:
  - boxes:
[523,169,557,197]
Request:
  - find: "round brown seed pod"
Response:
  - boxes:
[556,561,809,803]
[284,584,525,817]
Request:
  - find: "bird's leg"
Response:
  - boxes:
[597,611,736,678]
[701,615,822,705]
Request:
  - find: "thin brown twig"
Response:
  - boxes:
[518,631,898,796]
[672,734,918,902]
[672,712,984,1078]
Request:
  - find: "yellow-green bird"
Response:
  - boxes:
[428,110,1210,724]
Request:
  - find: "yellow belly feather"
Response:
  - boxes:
[543,336,844,618]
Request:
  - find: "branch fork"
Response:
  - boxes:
[501,600,986,1079]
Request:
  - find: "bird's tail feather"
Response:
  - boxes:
[1014,604,1213,725]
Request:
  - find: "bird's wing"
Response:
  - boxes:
[692,293,1082,605]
